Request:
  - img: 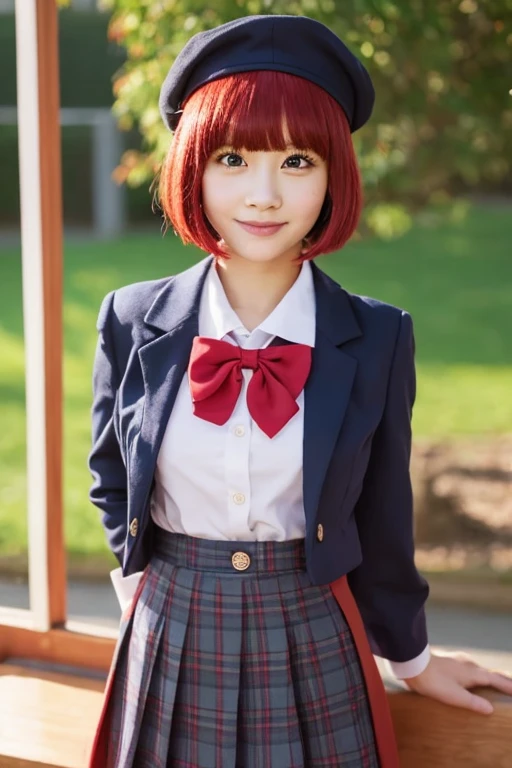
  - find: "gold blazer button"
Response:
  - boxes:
[317,523,324,542]
[232,552,251,571]
[129,517,139,537]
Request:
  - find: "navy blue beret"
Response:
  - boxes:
[159,15,375,134]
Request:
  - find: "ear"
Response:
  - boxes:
[301,237,312,255]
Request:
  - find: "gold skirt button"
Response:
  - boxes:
[129,517,139,537]
[317,523,324,542]
[232,552,251,571]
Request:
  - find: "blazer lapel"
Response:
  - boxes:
[303,263,363,535]
[128,256,213,512]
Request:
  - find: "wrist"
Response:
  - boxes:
[403,656,434,689]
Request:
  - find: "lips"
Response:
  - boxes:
[239,220,286,226]
[236,220,286,236]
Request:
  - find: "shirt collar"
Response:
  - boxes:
[199,259,316,347]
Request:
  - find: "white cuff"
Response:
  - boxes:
[110,567,144,613]
[380,644,431,680]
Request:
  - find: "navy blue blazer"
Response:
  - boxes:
[88,255,429,662]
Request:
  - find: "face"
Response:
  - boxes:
[201,127,328,266]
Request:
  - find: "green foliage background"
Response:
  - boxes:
[100,0,512,237]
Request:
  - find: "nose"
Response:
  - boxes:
[244,165,282,210]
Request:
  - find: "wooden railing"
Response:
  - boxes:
[388,682,512,767]
[1,658,511,768]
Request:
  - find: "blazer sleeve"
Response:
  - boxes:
[88,291,128,565]
[347,310,430,665]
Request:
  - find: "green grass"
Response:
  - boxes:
[0,204,511,563]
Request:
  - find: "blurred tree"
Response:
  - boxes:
[98,0,512,238]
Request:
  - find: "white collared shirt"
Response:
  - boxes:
[110,259,431,679]
[150,258,315,541]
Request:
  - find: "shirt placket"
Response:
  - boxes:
[223,328,270,535]
[224,368,252,534]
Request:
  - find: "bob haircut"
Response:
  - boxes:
[157,70,362,260]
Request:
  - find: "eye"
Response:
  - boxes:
[284,153,316,169]
[216,152,246,167]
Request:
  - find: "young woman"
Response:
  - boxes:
[88,14,512,768]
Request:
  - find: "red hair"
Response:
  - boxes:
[157,70,362,260]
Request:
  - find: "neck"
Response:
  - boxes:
[215,256,302,332]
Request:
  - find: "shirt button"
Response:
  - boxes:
[233,492,246,505]
[234,425,245,437]
[317,523,324,542]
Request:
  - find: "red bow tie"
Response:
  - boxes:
[188,336,312,438]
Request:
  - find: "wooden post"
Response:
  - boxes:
[15,0,65,631]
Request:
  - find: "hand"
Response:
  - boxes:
[404,650,512,715]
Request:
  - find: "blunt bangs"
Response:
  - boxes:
[158,70,362,259]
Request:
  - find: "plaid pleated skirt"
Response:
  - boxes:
[89,529,399,768]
